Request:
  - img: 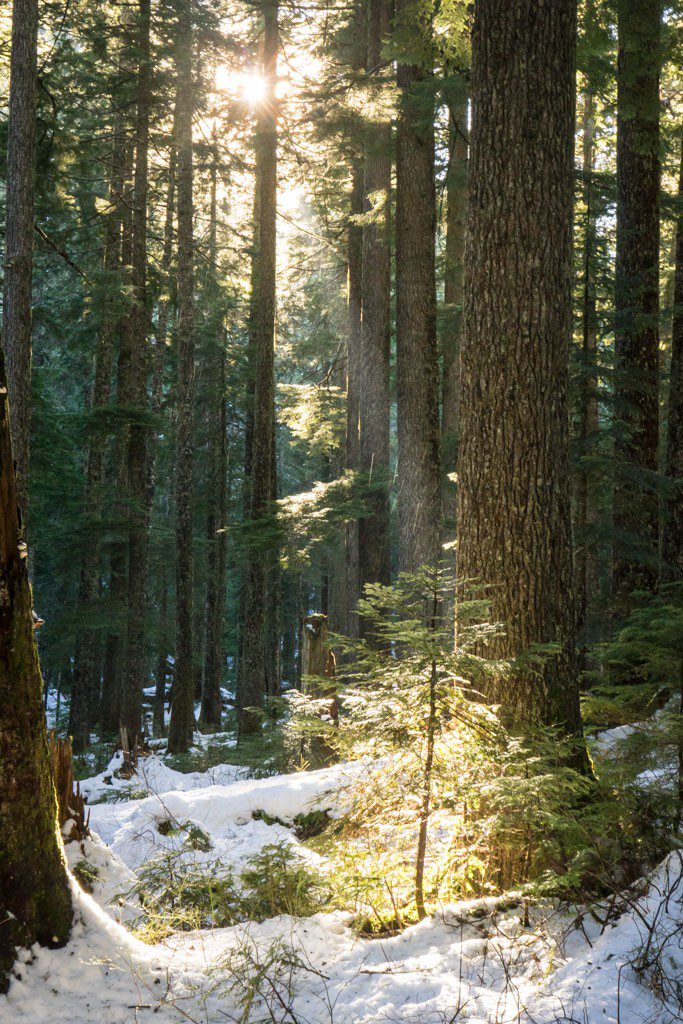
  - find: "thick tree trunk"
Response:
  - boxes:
[613,0,661,604]
[441,84,467,542]
[457,0,583,736]
[1,0,38,523]
[0,350,72,993]
[358,0,392,599]
[395,1,440,574]
[121,0,152,744]
[167,4,197,754]
[576,83,601,648]
[239,0,279,736]
[661,135,683,582]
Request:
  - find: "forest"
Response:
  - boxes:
[0,0,682,1020]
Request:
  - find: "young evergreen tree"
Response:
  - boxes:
[167,0,197,753]
[457,0,583,736]
[395,0,441,574]
[613,0,661,605]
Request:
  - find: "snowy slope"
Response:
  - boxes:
[2,739,682,1024]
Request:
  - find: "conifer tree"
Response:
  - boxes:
[121,0,152,744]
[441,81,467,540]
[358,0,392,599]
[0,1,72,979]
[168,0,197,752]
[613,0,661,604]
[238,0,279,735]
[662,134,683,583]
[395,0,441,574]
[457,0,583,736]
[2,0,38,520]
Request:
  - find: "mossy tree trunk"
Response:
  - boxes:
[0,311,72,993]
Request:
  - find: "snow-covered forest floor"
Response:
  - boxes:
[3,727,682,1024]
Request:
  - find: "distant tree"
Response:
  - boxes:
[441,79,468,543]
[613,0,661,604]
[238,0,279,735]
[201,132,229,732]
[395,0,441,574]
[168,0,198,753]
[662,133,683,583]
[358,0,392,599]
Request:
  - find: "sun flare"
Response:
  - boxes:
[214,65,268,106]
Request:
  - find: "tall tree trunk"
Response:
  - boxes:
[0,305,71,994]
[100,136,135,738]
[358,0,392,598]
[201,135,229,731]
[661,134,683,582]
[238,0,279,736]
[121,0,152,744]
[1,0,38,523]
[576,82,601,648]
[441,83,468,542]
[167,4,197,753]
[457,0,583,737]
[345,161,363,637]
[613,0,661,605]
[395,1,440,574]
[70,123,126,751]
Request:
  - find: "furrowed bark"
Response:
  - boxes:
[2,0,38,522]
[457,0,583,739]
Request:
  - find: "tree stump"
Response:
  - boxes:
[301,614,338,765]
[49,733,90,841]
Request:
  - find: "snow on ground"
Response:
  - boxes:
[3,733,682,1024]
[79,749,247,804]
[86,756,362,879]
[4,851,682,1024]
